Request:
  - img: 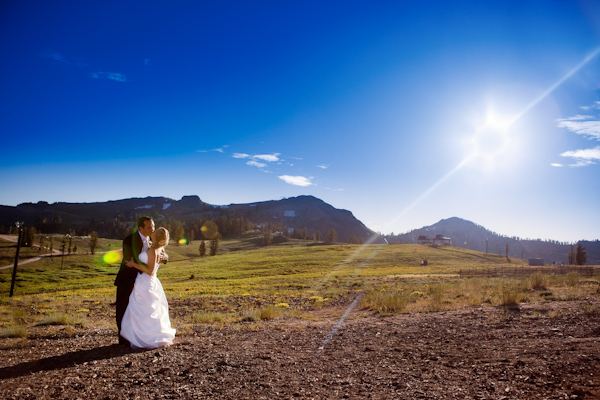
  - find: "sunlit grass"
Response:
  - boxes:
[1,236,598,328]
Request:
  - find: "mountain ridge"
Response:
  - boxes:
[0,195,376,244]
[0,197,597,264]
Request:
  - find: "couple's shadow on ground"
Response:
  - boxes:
[0,344,144,380]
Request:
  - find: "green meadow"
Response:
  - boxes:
[1,233,599,337]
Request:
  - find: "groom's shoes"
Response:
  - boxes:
[119,335,130,346]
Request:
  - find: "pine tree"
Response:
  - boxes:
[326,228,337,243]
[575,243,587,266]
[568,244,576,265]
[169,220,185,244]
[210,236,220,256]
[314,231,323,242]
[199,241,206,257]
[21,227,36,247]
[263,230,273,246]
[89,231,98,255]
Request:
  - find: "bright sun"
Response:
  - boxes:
[470,114,511,162]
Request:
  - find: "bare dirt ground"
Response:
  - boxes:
[1,299,599,399]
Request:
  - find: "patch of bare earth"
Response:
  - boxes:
[1,299,599,399]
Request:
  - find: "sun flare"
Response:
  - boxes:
[470,114,511,161]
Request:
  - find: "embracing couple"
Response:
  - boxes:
[114,216,176,349]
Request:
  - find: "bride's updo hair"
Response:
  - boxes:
[154,227,170,247]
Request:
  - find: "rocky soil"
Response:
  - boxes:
[1,299,599,399]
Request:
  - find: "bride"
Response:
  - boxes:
[120,227,176,349]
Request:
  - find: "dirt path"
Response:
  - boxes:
[0,234,60,270]
[1,299,599,399]
[0,235,118,270]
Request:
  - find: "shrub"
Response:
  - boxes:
[363,290,413,315]
[259,306,283,320]
[0,325,27,338]
[565,272,580,287]
[427,283,445,305]
[192,312,226,324]
[529,273,546,290]
[239,310,260,322]
[37,312,69,326]
[36,312,86,327]
[500,282,521,306]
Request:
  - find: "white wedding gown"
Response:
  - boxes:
[120,251,176,349]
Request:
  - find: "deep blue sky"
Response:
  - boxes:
[1,0,599,242]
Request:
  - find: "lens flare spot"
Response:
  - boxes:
[102,250,122,264]
[201,221,219,239]
[179,238,189,245]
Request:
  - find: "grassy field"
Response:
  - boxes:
[1,233,599,337]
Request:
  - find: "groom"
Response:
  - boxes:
[115,216,155,345]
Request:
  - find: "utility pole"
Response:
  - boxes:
[10,222,24,297]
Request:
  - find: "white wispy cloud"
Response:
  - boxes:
[316,164,329,169]
[555,104,600,167]
[580,102,600,111]
[253,153,280,162]
[560,146,600,167]
[556,119,600,140]
[247,160,267,168]
[197,145,229,153]
[42,51,128,83]
[41,51,88,68]
[43,52,71,65]
[90,72,128,82]
[550,163,564,167]
[233,152,281,165]
[562,114,592,121]
[278,175,314,186]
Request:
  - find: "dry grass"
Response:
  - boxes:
[0,324,27,338]
[36,312,87,327]
[361,273,599,316]
[529,272,547,290]
[191,311,228,324]
[362,289,415,315]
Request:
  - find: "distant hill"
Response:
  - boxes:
[387,217,600,265]
[0,195,377,243]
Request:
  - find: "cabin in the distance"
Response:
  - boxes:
[418,234,451,246]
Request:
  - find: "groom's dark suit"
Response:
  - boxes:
[115,230,144,344]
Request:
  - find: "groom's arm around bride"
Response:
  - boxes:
[114,216,155,345]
